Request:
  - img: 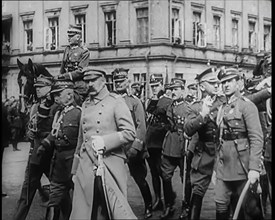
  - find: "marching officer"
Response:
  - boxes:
[70,67,136,219]
[184,67,226,220]
[160,78,189,219]
[37,79,81,220]
[56,24,90,104]
[215,68,263,219]
[112,68,153,219]
[145,74,173,211]
[13,75,58,220]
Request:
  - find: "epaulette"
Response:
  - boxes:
[76,105,82,111]
[241,96,252,102]
[110,92,121,99]
[130,94,139,100]
[81,45,88,51]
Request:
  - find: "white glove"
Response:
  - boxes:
[211,170,217,186]
[91,136,106,155]
[200,95,214,118]
[255,76,271,91]
[248,170,260,184]
[72,175,76,184]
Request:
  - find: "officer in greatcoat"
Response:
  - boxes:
[70,67,136,220]
[56,25,90,104]
[184,67,226,220]
[112,68,153,219]
[13,75,59,220]
[37,79,81,220]
[214,68,263,219]
[160,78,190,219]
[145,74,173,211]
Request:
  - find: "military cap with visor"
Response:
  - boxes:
[217,68,241,83]
[195,67,220,83]
[112,68,129,82]
[169,78,186,89]
[51,79,74,94]
[149,74,163,86]
[131,82,141,89]
[67,24,82,36]
[82,67,106,81]
[34,75,53,87]
[187,82,197,90]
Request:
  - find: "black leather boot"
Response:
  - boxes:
[189,194,203,220]
[160,180,176,219]
[216,211,229,220]
[152,196,163,211]
[45,206,60,220]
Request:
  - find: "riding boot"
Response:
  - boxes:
[151,176,163,211]
[12,142,20,151]
[45,206,60,220]
[136,180,153,219]
[216,211,229,220]
[189,194,203,220]
[160,180,176,219]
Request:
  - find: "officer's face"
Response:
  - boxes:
[36,86,51,99]
[222,78,239,96]
[188,88,197,97]
[171,87,184,100]
[86,76,106,96]
[53,93,61,104]
[115,79,128,93]
[201,81,219,96]
[151,83,162,96]
[68,34,81,45]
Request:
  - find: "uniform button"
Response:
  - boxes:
[96,129,99,133]
[84,130,87,134]
[99,111,102,115]
[235,122,239,125]
[85,139,88,143]
[97,120,100,124]
[83,121,86,124]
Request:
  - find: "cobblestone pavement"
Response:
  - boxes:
[2,142,271,220]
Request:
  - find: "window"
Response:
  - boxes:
[136,8,149,44]
[75,14,86,44]
[105,75,114,92]
[105,11,116,46]
[263,24,271,52]
[232,19,238,48]
[133,73,146,83]
[45,17,59,50]
[193,11,206,47]
[248,21,256,50]
[23,20,33,51]
[213,16,221,49]
[175,73,183,79]
[172,8,182,44]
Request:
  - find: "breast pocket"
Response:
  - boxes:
[63,123,79,145]
[224,112,243,130]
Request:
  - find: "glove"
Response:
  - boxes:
[127,148,138,160]
[72,175,76,184]
[26,130,35,140]
[248,170,260,184]
[211,170,217,186]
[200,95,214,118]
[91,136,106,155]
[37,145,46,157]
[255,76,271,91]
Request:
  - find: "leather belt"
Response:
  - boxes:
[222,132,247,140]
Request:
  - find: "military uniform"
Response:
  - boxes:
[41,101,81,220]
[145,74,172,211]
[70,69,136,220]
[59,25,90,103]
[214,68,263,219]
[13,76,58,220]
[112,68,153,218]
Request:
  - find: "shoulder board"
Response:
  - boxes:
[81,45,88,51]
[130,94,139,100]
[76,105,82,111]
[241,96,251,102]
[110,92,121,99]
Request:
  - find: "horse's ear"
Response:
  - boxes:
[17,59,24,70]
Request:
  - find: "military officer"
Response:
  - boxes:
[56,25,90,104]
[131,82,143,101]
[13,75,59,220]
[37,79,81,220]
[214,68,263,219]
[145,74,173,211]
[70,67,136,220]
[184,67,226,220]
[159,78,189,219]
[185,83,198,105]
[112,68,153,219]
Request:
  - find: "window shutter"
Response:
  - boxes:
[55,26,58,49]
[44,27,52,50]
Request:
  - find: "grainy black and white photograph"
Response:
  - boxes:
[2,0,271,220]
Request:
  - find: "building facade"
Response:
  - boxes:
[2,0,272,100]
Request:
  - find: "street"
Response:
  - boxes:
[2,142,271,220]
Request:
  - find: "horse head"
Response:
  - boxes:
[17,58,53,114]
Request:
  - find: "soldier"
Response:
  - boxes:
[56,24,90,104]
[145,74,173,211]
[112,68,153,219]
[131,82,143,100]
[214,68,263,219]
[13,75,59,220]
[6,96,22,151]
[70,67,136,219]
[184,67,226,220]
[160,78,189,219]
[37,79,81,220]
[185,83,198,105]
